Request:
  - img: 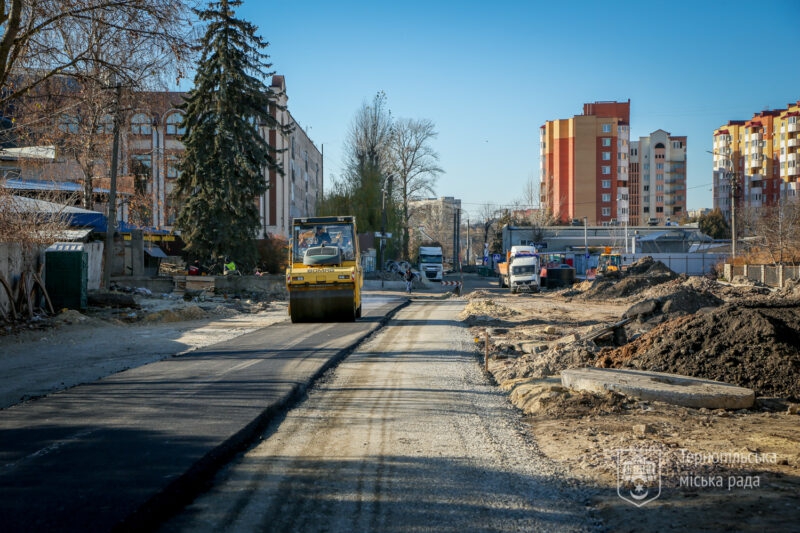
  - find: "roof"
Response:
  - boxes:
[144,244,167,258]
[0,146,56,161]
[2,178,115,195]
[1,195,107,231]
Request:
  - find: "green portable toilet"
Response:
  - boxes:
[45,242,88,310]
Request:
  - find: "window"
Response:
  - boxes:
[166,155,181,179]
[656,163,664,170]
[602,138,612,147]
[602,124,612,133]
[602,152,611,161]
[96,114,114,134]
[601,166,611,174]
[165,113,185,136]
[131,154,151,193]
[601,180,611,188]
[602,193,611,202]
[602,207,611,216]
[58,115,80,133]
[131,113,151,135]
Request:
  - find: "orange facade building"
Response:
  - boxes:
[713,100,800,222]
[540,101,630,225]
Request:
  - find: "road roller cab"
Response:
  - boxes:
[286,216,363,322]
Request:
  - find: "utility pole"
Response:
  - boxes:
[380,174,393,288]
[728,171,738,260]
[103,81,122,290]
[380,183,387,287]
[467,215,472,266]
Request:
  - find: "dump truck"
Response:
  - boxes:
[498,245,540,293]
[286,216,363,322]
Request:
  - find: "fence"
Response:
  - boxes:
[724,263,800,288]
[573,252,728,279]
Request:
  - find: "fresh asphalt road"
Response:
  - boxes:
[161,290,594,532]
[0,294,407,533]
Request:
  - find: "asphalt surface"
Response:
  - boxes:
[0,295,408,533]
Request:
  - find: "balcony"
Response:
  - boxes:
[790,166,799,176]
[749,156,762,169]
[789,123,798,133]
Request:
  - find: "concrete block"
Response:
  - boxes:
[561,367,755,409]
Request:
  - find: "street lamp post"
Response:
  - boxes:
[583,216,588,276]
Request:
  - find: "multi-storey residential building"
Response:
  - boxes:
[776,101,800,201]
[712,103,798,222]
[630,130,687,225]
[540,101,630,225]
[262,76,322,238]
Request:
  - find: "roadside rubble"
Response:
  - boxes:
[460,257,800,530]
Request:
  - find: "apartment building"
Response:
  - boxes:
[540,100,631,225]
[712,101,800,222]
[2,75,320,240]
[124,76,320,238]
[630,130,687,225]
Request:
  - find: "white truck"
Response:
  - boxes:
[503,245,541,294]
[418,246,444,281]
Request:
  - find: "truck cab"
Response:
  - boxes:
[507,246,540,294]
[499,246,541,293]
[418,246,444,281]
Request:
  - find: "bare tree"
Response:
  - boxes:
[0,186,74,248]
[752,201,800,264]
[388,117,442,260]
[335,91,394,232]
[410,200,456,266]
[0,0,196,107]
[1,1,197,209]
[477,202,498,263]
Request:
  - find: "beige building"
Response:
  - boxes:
[408,196,462,265]
[123,76,321,238]
[630,130,687,225]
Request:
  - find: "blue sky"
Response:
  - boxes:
[213,0,800,219]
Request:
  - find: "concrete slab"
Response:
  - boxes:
[561,367,755,409]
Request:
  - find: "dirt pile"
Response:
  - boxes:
[597,299,800,400]
[583,256,679,299]
[459,298,520,326]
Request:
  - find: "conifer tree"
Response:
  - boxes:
[175,0,287,269]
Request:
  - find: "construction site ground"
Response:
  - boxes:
[2,266,799,531]
[462,260,800,532]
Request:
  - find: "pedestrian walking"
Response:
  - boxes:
[404,269,414,294]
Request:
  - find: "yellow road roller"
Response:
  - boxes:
[286,216,363,322]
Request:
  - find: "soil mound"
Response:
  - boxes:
[583,256,679,299]
[459,299,519,325]
[597,299,800,400]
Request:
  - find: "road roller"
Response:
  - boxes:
[286,216,363,322]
